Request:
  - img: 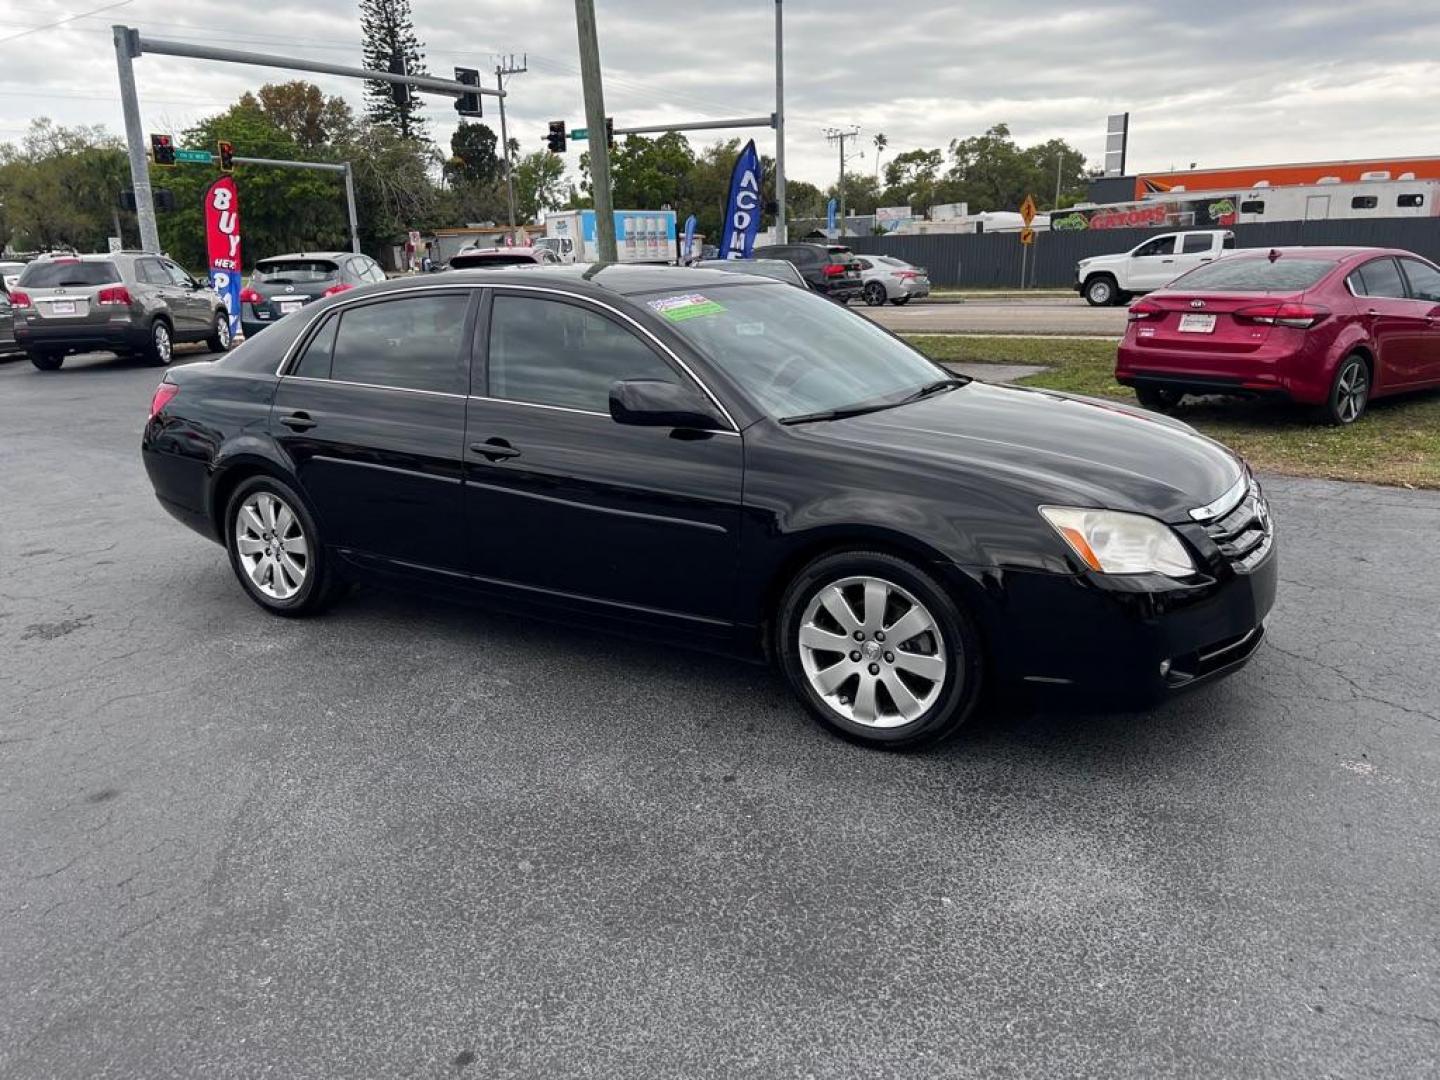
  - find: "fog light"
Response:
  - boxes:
[1159,659,1172,677]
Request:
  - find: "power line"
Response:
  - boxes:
[0,0,132,45]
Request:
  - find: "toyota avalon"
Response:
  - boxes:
[142,265,1276,749]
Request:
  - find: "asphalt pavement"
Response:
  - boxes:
[2,350,1438,1079]
[863,296,1128,337]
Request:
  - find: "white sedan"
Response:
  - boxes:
[853,255,931,306]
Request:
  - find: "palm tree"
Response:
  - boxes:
[873,132,888,181]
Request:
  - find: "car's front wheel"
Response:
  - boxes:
[225,476,343,616]
[207,312,232,353]
[777,551,984,749]
[144,320,174,366]
[28,350,63,371]
[1084,275,1118,306]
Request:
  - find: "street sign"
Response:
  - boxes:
[107,236,123,253]
[1019,194,1038,226]
[571,127,588,142]
[175,148,214,164]
[1020,228,1036,246]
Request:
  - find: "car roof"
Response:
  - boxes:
[1225,246,1413,261]
[353,263,777,299]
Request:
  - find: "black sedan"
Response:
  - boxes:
[142,266,1277,748]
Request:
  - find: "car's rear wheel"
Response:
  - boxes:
[225,476,343,617]
[1321,354,1370,425]
[863,281,887,306]
[889,295,911,306]
[28,350,63,371]
[206,312,232,353]
[1084,275,1118,306]
[777,551,984,749]
[144,320,174,366]
[1135,385,1184,412]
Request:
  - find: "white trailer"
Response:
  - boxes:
[541,209,679,264]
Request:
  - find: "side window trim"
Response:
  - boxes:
[475,284,738,432]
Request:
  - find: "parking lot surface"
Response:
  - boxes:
[864,297,1128,336]
[2,351,1438,1078]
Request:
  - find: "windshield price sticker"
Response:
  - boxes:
[647,294,726,322]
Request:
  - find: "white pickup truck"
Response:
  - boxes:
[1075,229,1235,306]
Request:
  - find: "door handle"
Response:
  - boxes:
[1160,258,1174,263]
[279,411,316,431]
[1366,308,1381,317]
[470,438,521,462]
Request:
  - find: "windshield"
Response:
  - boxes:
[642,283,951,420]
[1172,257,1336,291]
[18,260,120,288]
[253,260,339,284]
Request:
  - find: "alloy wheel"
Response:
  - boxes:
[153,323,172,363]
[797,575,948,728]
[1087,279,1113,305]
[215,317,231,348]
[864,282,886,307]
[1335,359,1368,423]
[234,491,309,600]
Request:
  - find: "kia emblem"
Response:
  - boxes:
[1190,299,1206,308]
[284,285,295,293]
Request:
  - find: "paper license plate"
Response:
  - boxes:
[1178,313,1217,333]
[277,300,304,315]
[50,301,76,315]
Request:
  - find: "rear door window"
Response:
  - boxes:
[1399,258,1440,303]
[18,260,121,288]
[1181,234,1213,254]
[328,294,471,394]
[1355,258,1407,299]
[293,316,339,379]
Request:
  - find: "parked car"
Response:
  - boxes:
[854,254,931,306]
[1,260,27,292]
[1077,229,1236,306]
[11,252,230,370]
[694,258,809,289]
[1116,246,1440,424]
[752,242,864,302]
[142,265,1275,749]
[240,252,386,338]
[0,290,17,355]
[448,246,561,269]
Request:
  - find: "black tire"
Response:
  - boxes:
[28,350,63,371]
[224,475,343,617]
[863,281,887,307]
[144,319,174,367]
[1135,385,1184,412]
[1319,353,1370,425]
[889,295,911,306]
[776,550,985,750]
[1083,275,1118,307]
[206,312,233,353]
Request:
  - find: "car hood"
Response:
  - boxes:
[796,381,1243,522]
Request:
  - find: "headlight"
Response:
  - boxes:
[1039,506,1196,577]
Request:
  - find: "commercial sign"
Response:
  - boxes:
[1050,196,1238,231]
[875,205,914,233]
[719,139,763,259]
[204,176,242,336]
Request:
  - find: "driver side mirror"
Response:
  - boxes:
[609,379,726,431]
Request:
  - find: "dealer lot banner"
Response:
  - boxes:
[719,139,762,259]
[205,176,242,336]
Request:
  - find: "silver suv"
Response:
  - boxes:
[11,252,230,371]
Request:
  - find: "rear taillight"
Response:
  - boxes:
[149,381,179,420]
[239,287,263,304]
[97,286,132,306]
[892,270,918,280]
[323,282,354,297]
[1127,300,1163,321]
[823,263,845,278]
[1234,302,1330,329]
[8,289,30,308]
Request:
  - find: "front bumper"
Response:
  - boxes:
[973,539,1278,707]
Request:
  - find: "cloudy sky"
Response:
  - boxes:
[3,0,1439,196]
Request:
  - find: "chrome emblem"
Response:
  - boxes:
[1255,498,1272,535]
[284,285,295,293]
[1190,299,1206,308]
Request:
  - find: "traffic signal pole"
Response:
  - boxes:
[573,0,616,262]
[231,156,361,254]
[113,27,159,253]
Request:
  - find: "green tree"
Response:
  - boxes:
[512,151,567,222]
[359,0,428,141]
[239,82,355,150]
[784,179,826,221]
[579,132,695,210]
[881,148,944,212]
[0,120,129,251]
[945,123,1088,212]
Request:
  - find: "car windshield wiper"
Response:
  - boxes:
[779,377,971,426]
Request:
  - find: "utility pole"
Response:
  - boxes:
[573,0,617,262]
[774,0,786,244]
[495,54,526,238]
[113,27,159,253]
[1054,150,1064,209]
[826,127,860,237]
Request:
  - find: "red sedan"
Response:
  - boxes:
[1115,246,1440,424]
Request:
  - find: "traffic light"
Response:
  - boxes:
[150,133,175,167]
[217,140,235,172]
[388,53,410,108]
[605,117,614,150]
[454,67,482,118]
[154,189,176,213]
[546,120,566,153]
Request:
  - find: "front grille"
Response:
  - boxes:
[1200,480,1273,573]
